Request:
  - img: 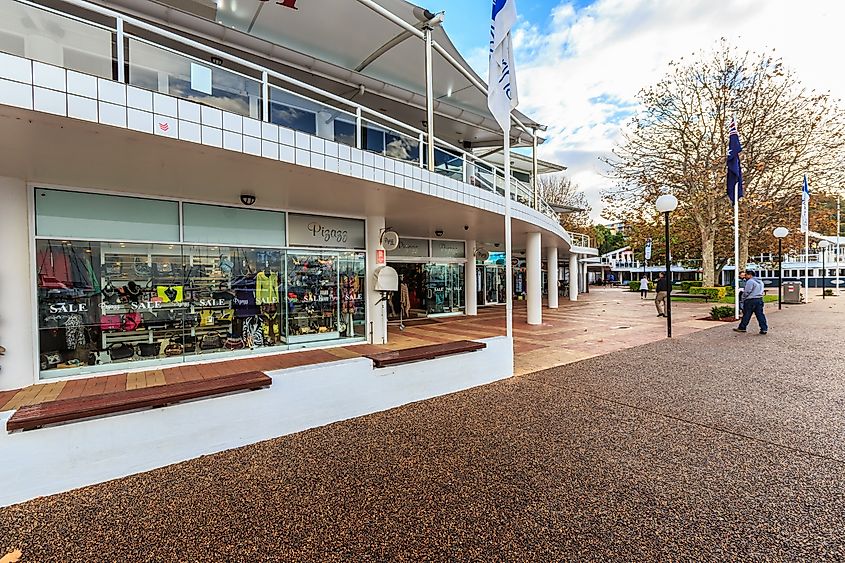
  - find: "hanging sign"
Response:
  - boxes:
[645,238,653,261]
[376,249,385,265]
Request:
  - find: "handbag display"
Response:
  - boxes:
[199,310,216,326]
[107,343,134,361]
[137,342,160,357]
[223,336,244,350]
[156,285,184,303]
[40,351,61,370]
[200,332,222,350]
[122,312,142,331]
[164,342,184,357]
[100,315,122,331]
[173,335,196,353]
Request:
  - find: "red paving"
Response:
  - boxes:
[1,288,720,411]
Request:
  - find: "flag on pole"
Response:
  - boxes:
[800,174,810,233]
[488,0,519,132]
[726,118,743,202]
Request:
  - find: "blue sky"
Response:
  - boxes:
[419,0,845,221]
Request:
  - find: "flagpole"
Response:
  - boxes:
[804,230,810,302]
[734,183,740,319]
[835,196,842,295]
[504,128,513,340]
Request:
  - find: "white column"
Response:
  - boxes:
[366,216,388,345]
[465,240,477,316]
[547,246,559,309]
[0,177,36,391]
[569,253,578,301]
[526,232,542,325]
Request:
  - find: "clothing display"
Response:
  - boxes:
[36,238,366,376]
[255,270,280,304]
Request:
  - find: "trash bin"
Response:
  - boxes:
[782,281,802,304]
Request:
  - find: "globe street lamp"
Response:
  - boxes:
[819,240,830,299]
[773,227,789,310]
[656,194,678,337]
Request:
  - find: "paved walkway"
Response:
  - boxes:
[0,288,716,411]
[3,296,840,559]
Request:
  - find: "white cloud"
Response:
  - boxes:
[514,0,845,221]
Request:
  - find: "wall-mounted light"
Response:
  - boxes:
[240,193,256,206]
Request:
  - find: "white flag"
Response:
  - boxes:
[800,174,810,233]
[488,0,519,132]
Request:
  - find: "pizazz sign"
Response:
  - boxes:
[288,213,365,249]
[260,0,298,8]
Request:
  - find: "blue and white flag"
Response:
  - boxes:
[488,0,519,132]
[801,174,810,233]
[726,118,743,202]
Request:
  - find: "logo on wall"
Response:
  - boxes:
[158,122,170,132]
[308,222,348,244]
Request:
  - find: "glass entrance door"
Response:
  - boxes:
[424,263,465,315]
[484,266,507,305]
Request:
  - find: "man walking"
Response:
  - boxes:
[733,270,768,334]
[654,272,669,317]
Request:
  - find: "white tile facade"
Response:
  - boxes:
[0,51,571,244]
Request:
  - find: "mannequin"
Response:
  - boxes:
[400,275,410,318]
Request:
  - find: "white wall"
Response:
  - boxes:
[0,336,513,507]
[0,177,35,391]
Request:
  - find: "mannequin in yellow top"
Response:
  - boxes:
[255,267,279,304]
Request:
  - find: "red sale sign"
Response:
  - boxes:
[376,249,385,265]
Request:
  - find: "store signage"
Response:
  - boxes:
[376,249,385,265]
[49,302,88,314]
[288,214,365,249]
[389,237,429,257]
[432,241,466,259]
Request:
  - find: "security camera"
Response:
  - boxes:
[240,193,256,206]
[464,225,469,231]
[494,243,500,248]
[435,229,444,237]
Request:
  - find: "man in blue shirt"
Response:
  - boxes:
[733,270,768,334]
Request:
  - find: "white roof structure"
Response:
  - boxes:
[100,0,544,148]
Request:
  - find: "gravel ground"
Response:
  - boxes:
[2,299,844,561]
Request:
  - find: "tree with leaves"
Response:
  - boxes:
[604,41,845,285]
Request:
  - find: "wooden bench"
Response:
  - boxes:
[6,371,271,432]
[366,340,486,368]
[672,292,713,302]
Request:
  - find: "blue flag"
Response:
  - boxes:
[727,118,743,202]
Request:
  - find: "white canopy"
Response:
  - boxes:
[102,0,543,147]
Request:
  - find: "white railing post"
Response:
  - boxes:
[418,133,424,168]
[355,107,362,149]
[462,156,468,184]
[261,71,269,122]
[116,17,125,83]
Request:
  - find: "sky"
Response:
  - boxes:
[423,0,845,222]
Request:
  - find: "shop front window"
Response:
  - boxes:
[33,191,368,379]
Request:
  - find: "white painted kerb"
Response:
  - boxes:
[0,336,513,507]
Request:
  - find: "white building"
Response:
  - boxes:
[0,0,597,392]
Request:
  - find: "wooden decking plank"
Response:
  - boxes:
[7,372,272,431]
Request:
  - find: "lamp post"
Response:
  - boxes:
[773,227,789,310]
[656,194,678,337]
[819,240,830,299]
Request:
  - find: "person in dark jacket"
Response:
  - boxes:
[654,272,669,317]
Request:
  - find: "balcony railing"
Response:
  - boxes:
[1,0,581,237]
[569,232,592,248]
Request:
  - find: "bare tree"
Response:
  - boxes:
[538,174,592,232]
[604,41,845,285]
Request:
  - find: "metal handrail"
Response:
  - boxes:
[9,0,578,242]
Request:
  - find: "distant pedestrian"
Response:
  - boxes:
[655,272,669,317]
[733,270,768,334]
[639,275,649,299]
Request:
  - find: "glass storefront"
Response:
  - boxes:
[386,238,466,318]
[33,189,366,379]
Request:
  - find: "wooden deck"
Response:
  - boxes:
[7,371,272,432]
[0,291,719,414]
